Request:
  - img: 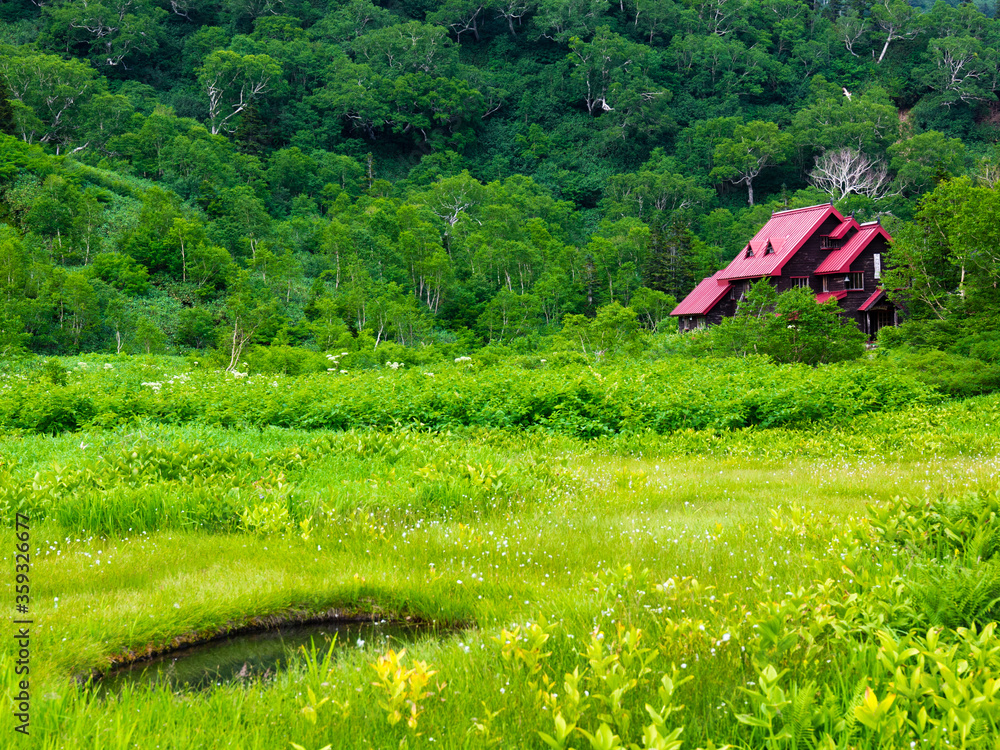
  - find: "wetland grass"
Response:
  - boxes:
[3,359,1000,748]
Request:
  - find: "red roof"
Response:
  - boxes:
[858,288,886,311]
[828,217,860,239]
[814,223,892,275]
[815,290,847,304]
[670,272,732,316]
[717,203,840,280]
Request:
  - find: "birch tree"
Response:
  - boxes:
[834,11,866,57]
[494,0,535,38]
[711,121,792,205]
[428,0,487,42]
[870,0,919,64]
[568,27,637,115]
[534,0,609,43]
[223,269,276,372]
[0,50,98,152]
[923,36,992,106]
[43,0,165,68]
[196,50,283,136]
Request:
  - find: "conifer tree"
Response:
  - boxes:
[234,101,267,155]
[0,78,16,136]
[644,218,695,299]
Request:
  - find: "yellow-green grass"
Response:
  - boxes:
[3,412,1000,748]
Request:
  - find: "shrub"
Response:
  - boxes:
[884,349,1000,397]
[704,282,867,365]
[244,345,328,375]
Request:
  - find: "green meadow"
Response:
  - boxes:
[3,356,1000,749]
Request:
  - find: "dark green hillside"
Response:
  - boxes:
[2,0,1000,373]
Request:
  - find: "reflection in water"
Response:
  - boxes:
[98,620,428,693]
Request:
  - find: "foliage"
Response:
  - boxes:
[0,353,936,438]
[1,0,999,365]
[878,347,1000,398]
[698,280,868,365]
[882,176,1000,371]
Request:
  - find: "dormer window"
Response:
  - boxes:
[764,243,774,255]
[745,247,754,258]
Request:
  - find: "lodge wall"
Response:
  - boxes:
[840,235,888,315]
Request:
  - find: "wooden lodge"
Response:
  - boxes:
[670,203,898,338]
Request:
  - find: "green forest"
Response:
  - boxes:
[3,0,1000,375]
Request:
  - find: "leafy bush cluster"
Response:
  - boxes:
[689,281,869,366]
[0,356,935,437]
[877,347,1000,398]
[868,492,1000,629]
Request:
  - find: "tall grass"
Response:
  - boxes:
[2,357,1000,748]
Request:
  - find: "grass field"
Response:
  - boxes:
[3,357,1000,749]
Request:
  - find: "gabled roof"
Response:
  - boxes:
[717,203,841,280]
[670,272,731,316]
[814,223,892,275]
[858,288,886,311]
[827,217,860,239]
[815,290,847,304]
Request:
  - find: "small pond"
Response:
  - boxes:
[97,620,433,693]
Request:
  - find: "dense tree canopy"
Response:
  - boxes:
[1,0,1000,366]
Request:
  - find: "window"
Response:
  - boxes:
[821,276,829,293]
[846,272,864,290]
[792,277,809,289]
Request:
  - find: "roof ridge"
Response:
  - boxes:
[771,203,838,216]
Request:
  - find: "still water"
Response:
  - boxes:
[97,619,431,693]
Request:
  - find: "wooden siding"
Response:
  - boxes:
[840,236,888,316]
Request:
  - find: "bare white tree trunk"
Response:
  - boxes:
[809,148,897,202]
